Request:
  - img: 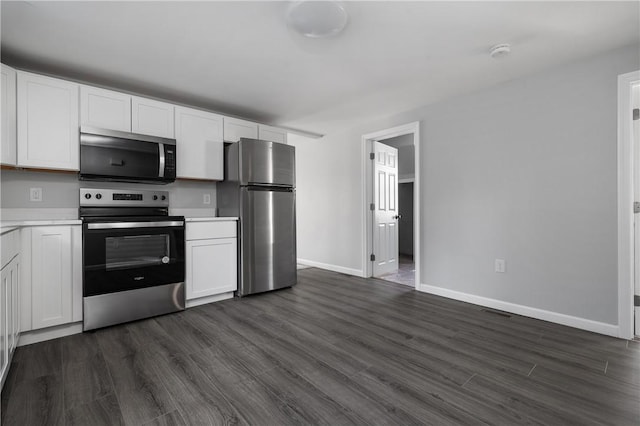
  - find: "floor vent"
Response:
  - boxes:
[481,308,512,318]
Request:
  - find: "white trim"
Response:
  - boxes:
[398,178,415,184]
[618,70,640,340]
[18,322,83,346]
[361,121,421,289]
[418,284,619,337]
[186,292,234,308]
[297,258,364,277]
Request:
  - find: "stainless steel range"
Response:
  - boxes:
[80,188,185,331]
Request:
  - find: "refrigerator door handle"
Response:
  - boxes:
[246,184,293,192]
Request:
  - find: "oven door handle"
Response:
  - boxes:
[87,221,184,230]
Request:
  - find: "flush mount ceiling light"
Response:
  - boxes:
[286,1,348,38]
[489,43,511,59]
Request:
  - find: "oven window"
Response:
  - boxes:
[105,234,170,271]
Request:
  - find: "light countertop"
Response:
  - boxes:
[185,217,238,222]
[2,219,82,228]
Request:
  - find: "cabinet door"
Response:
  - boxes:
[223,117,258,142]
[1,64,17,166]
[131,96,175,138]
[31,226,72,330]
[175,106,223,180]
[10,257,19,352]
[258,124,288,144]
[0,266,8,386]
[80,85,131,132]
[17,71,79,171]
[186,237,237,300]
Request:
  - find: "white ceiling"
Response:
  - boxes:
[1,1,638,135]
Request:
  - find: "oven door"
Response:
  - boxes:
[83,217,185,297]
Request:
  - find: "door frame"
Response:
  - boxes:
[617,70,640,339]
[361,121,420,289]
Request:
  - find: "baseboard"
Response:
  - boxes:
[418,283,620,338]
[18,322,83,346]
[297,258,364,277]
[186,292,234,308]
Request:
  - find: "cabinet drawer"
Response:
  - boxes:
[186,221,237,241]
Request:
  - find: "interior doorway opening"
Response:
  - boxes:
[362,122,420,290]
[376,135,415,286]
[632,81,640,337]
[617,70,640,340]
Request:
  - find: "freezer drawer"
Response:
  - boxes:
[239,187,296,296]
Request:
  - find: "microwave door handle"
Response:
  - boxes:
[158,143,165,178]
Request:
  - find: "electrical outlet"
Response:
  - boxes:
[495,258,506,273]
[30,187,42,202]
[203,194,211,205]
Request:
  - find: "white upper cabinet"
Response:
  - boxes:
[80,86,131,132]
[175,106,224,180]
[223,117,258,142]
[258,124,288,144]
[17,71,79,171]
[1,64,17,166]
[131,96,175,138]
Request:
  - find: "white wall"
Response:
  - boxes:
[291,44,640,329]
[0,169,217,217]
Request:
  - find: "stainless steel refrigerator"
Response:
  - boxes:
[217,138,297,296]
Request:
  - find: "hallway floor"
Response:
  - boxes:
[378,254,415,287]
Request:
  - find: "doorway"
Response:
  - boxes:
[632,81,640,336]
[617,70,640,340]
[362,122,420,289]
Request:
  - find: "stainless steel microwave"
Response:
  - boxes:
[80,126,176,184]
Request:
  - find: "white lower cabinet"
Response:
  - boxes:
[30,227,72,329]
[20,225,81,333]
[1,229,20,390]
[185,220,237,306]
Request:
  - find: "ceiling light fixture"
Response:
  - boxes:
[489,43,511,59]
[286,1,348,38]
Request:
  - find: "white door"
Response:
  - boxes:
[633,84,640,335]
[373,141,399,277]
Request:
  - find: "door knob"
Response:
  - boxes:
[393,214,402,220]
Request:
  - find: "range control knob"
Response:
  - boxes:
[95,193,102,200]
[153,195,158,200]
[161,195,166,201]
[84,193,92,199]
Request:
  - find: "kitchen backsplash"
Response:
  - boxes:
[0,169,217,215]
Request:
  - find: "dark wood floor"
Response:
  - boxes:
[2,267,639,425]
